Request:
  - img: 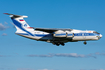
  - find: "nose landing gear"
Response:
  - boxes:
[84,41,87,45]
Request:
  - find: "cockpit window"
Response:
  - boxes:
[93,31,100,34]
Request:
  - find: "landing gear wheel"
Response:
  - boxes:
[84,41,87,45]
[56,44,60,46]
[55,43,60,46]
[61,43,65,46]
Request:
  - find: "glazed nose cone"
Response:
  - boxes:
[100,34,102,38]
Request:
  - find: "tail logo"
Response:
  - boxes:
[24,24,27,27]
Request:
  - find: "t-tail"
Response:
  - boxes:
[4,13,34,36]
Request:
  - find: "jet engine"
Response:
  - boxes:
[53,30,74,38]
[53,30,67,37]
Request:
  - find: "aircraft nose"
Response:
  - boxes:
[100,34,102,38]
[97,34,102,39]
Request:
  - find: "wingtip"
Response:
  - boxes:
[3,13,13,15]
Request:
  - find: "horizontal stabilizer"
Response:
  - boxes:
[4,13,28,18]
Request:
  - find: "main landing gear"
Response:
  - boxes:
[52,42,65,46]
[84,41,87,45]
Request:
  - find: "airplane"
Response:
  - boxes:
[4,13,102,46]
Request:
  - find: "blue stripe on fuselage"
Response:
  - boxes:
[12,19,34,36]
[54,33,98,36]
[74,33,98,36]
[16,33,99,37]
[54,33,97,36]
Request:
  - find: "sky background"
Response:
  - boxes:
[0,0,105,70]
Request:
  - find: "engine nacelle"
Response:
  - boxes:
[53,30,74,38]
[66,32,74,38]
[53,30,67,37]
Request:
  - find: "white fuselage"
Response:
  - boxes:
[16,29,102,43]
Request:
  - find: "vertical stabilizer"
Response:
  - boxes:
[4,13,34,36]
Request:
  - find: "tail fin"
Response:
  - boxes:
[4,13,34,36]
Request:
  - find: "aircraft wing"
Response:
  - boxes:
[34,28,72,33]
